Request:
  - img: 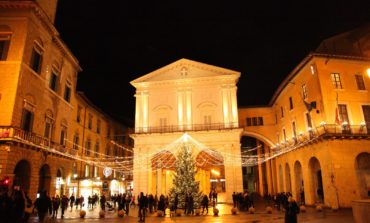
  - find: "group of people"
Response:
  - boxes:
[0,186,33,223]
[111,193,134,214]
[232,191,254,210]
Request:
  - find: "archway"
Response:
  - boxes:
[278,165,283,192]
[309,157,324,203]
[38,164,51,194]
[56,168,65,196]
[195,149,224,198]
[13,160,31,192]
[151,151,176,195]
[294,161,304,204]
[355,152,370,198]
[285,163,292,192]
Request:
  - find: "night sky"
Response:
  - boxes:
[54,1,370,126]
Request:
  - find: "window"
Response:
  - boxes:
[95,142,99,157]
[246,117,264,126]
[77,106,82,123]
[49,72,58,92]
[289,97,294,110]
[338,104,349,123]
[44,116,53,139]
[306,113,312,128]
[106,145,110,156]
[355,74,366,90]
[73,134,79,150]
[331,73,343,89]
[0,34,10,61]
[88,114,93,129]
[64,85,71,102]
[60,127,67,146]
[21,109,34,132]
[281,106,284,118]
[93,166,98,178]
[302,84,308,99]
[85,139,91,156]
[97,120,101,133]
[283,128,287,142]
[292,121,297,143]
[30,44,43,74]
[114,147,118,157]
[85,165,90,177]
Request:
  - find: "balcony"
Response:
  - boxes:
[274,123,370,150]
[134,122,239,134]
[0,126,78,156]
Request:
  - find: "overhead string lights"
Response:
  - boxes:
[11,129,320,175]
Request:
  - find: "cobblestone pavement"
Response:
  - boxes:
[29,204,355,223]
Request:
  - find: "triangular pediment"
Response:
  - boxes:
[130,58,240,85]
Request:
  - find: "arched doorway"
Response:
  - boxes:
[151,151,176,195]
[13,160,31,192]
[38,164,51,194]
[294,161,304,204]
[355,152,370,198]
[278,165,284,192]
[56,168,65,196]
[195,149,225,197]
[309,157,324,203]
[285,163,292,192]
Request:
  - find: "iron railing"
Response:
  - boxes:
[0,126,78,156]
[134,122,239,134]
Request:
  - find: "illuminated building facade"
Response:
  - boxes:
[131,59,243,202]
[239,26,370,208]
[0,0,131,199]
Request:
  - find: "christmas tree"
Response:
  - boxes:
[169,143,203,209]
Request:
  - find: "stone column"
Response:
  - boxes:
[142,91,149,132]
[185,89,192,130]
[230,86,238,127]
[134,92,142,132]
[177,90,184,130]
[222,87,230,127]
[257,143,264,196]
[224,144,243,203]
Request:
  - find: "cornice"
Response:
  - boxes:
[0,1,81,71]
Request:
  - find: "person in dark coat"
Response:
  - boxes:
[284,196,299,223]
[187,194,194,215]
[201,195,209,214]
[138,192,148,222]
[173,194,179,212]
[157,195,166,213]
[61,195,69,218]
[0,186,13,223]
[12,189,26,223]
[34,191,52,222]
[69,194,75,211]
[100,195,106,211]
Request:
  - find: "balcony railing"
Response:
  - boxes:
[135,122,239,134]
[270,123,370,150]
[0,126,78,156]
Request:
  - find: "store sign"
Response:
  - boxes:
[102,181,109,191]
[103,167,112,177]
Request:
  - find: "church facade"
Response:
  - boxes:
[130,59,243,202]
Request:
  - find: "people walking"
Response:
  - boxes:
[51,195,60,218]
[201,195,209,214]
[284,196,300,223]
[61,195,69,218]
[69,194,75,211]
[138,192,148,222]
[34,191,52,222]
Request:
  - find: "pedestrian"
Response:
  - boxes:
[201,195,209,214]
[0,186,13,223]
[61,195,69,218]
[187,194,194,215]
[51,195,60,218]
[284,196,300,223]
[11,188,26,223]
[173,194,178,213]
[125,193,131,215]
[232,192,236,208]
[24,191,33,223]
[138,192,148,222]
[69,194,75,211]
[34,191,52,222]
[100,194,106,211]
